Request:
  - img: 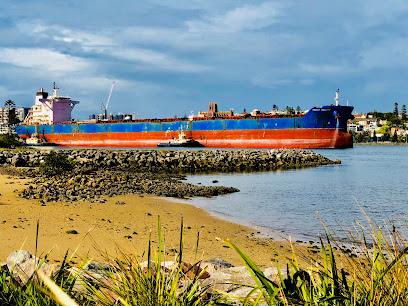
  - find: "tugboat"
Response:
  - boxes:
[23,133,54,146]
[157,130,204,147]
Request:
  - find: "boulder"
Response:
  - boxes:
[11,155,26,167]
[7,250,59,284]
[202,257,234,274]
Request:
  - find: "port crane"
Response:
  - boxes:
[101,81,115,119]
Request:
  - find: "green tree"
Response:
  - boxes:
[382,133,390,141]
[296,106,302,113]
[402,104,407,120]
[377,125,391,134]
[373,110,378,118]
[4,99,16,134]
[372,130,377,142]
[272,104,278,111]
[393,102,399,116]
[355,133,364,143]
[284,106,294,115]
[0,134,20,148]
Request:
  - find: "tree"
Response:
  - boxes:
[373,110,378,118]
[272,104,278,111]
[296,106,302,114]
[402,104,407,120]
[377,125,391,135]
[284,106,295,115]
[4,99,16,134]
[0,134,20,148]
[382,133,390,141]
[355,133,364,143]
[393,102,399,116]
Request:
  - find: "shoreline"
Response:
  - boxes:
[0,173,310,268]
[0,148,337,268]
[166,196,321,243]
[355,142,408,145]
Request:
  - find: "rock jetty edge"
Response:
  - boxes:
[1,148,338,172]
[0,148,339,201]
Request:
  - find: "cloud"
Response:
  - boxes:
[360,0,408,19]
[298,63,349,75]
[52,29,114,47]
[251,75,294,89]
[0,48,91,73]
[104,48,209,73]
[18,22,114,47]
[19,23,209,73]
[3,0,408,115]
[186,2,285,33]
[62,77,176,113]
[145,0,238,11]
[63,76,174,95]
[360,38,408,69]
[119,26,182,46]
[0,86,27,98]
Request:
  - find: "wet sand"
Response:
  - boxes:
[0,173,308,268]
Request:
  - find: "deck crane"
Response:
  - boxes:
[101,81,115,119]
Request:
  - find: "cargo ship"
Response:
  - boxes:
[15,84,354,149]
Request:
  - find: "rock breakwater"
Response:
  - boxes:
[17,171,239,202]
[0,148,339,201]
[0,148,338,172]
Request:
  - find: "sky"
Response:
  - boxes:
[0,0,407,120]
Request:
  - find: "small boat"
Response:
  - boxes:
[157,130,204,147]
[24,133,49,146]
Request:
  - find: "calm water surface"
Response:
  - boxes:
[180,146,408,239]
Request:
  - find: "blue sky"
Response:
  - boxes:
[0,0,407,120]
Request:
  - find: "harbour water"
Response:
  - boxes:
[180,145,408,240]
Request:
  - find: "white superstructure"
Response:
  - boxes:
[24,83,79,125]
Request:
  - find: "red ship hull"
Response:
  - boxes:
[25,129,353,149]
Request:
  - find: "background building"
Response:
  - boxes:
[0,107,16,134]
[16,107,30,123]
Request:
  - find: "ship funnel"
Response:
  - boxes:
[36,87,48,102]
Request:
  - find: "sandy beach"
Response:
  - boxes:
[0,173,306,268]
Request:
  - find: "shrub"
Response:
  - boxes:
[0,134,21,148]
[40,151,73,177]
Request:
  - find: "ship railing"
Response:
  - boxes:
[47,113,305,126]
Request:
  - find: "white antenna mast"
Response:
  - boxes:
[335,88,339,106]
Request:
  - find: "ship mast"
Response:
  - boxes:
[53,82,59,97]
[335,88,339,106]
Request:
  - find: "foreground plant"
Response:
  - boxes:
[77,217,222,305]
[224,212,408,305]
[2,217,223,305]
[9,210,408,305]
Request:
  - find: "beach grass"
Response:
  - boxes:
[224,210,408,305]
[3,212,408,305]
[2,217,222,306]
